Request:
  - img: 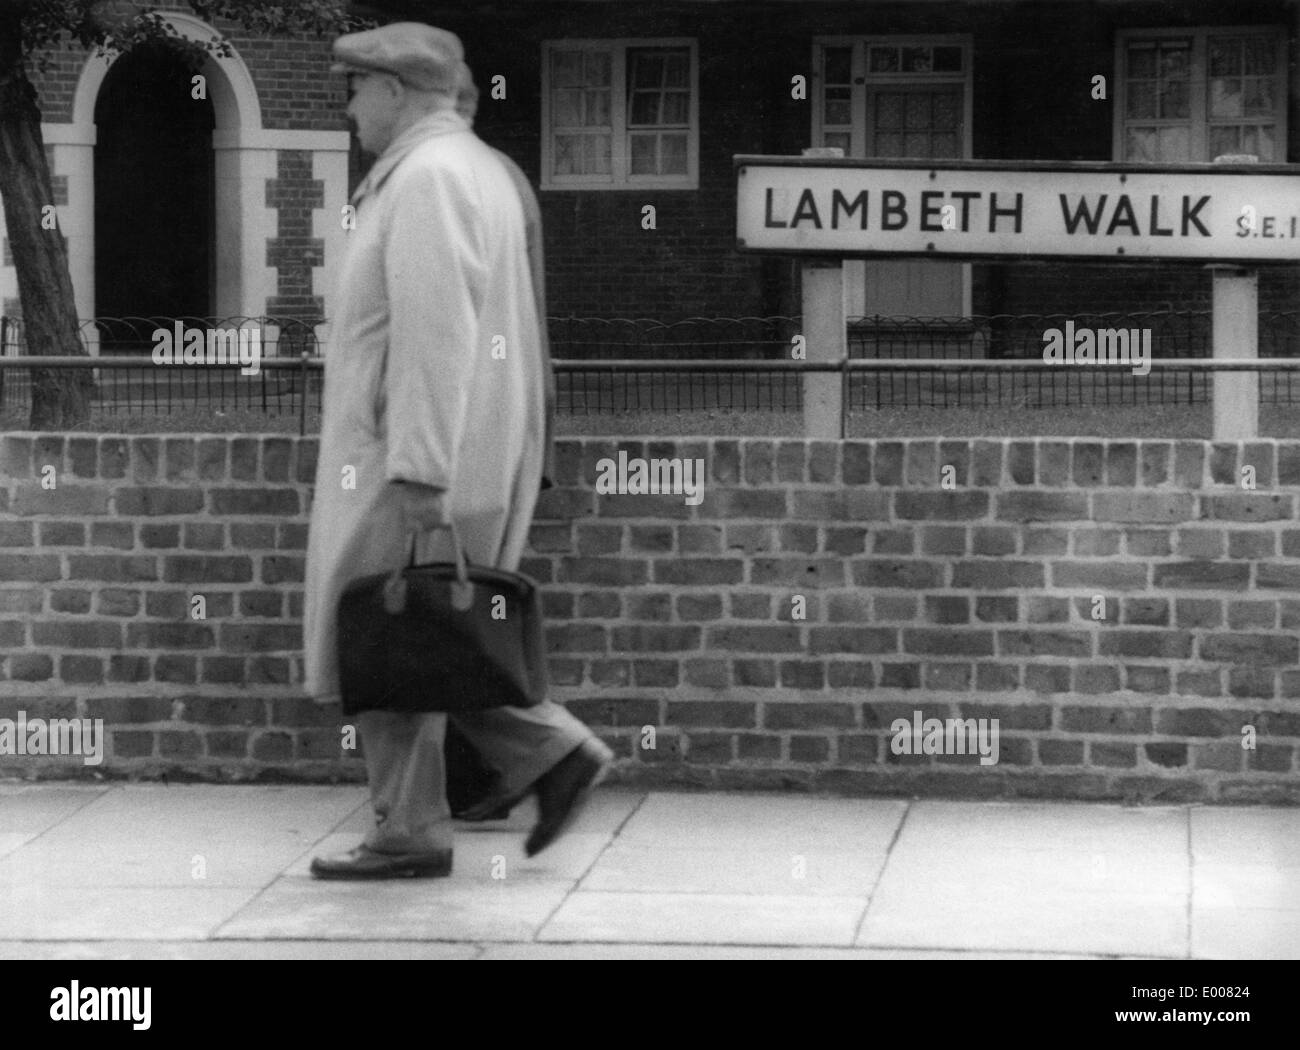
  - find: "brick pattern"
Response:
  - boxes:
[265,150,325,319]
[2,434,1299,801]
[26,0,347,131]
[0,434,334,778]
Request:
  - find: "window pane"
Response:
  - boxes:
[1209,125,1240,158]
[1127,44,1156,79]
[660,133,688,174]
[630,51,664,88]
[824,131,851,153]
[1244,78,1274,117]
[825,46,852,82]
[1160,79,1189,119]
[585,89,610,126]
[1209,78,1243,118]
[630,91,660,125]
[1125,126,1158,162]
[1159,44,1189,78]
[1127,81,1156,119]
[629,133,656,174]
[1157,125,1189,159]
[587,51,611,86]
[661,91,690,124]
[824,97,851,126]
[552,50,584,88]
[1208,38,1241,77]
[553,134,578,175]
[933,91,960,129]
[902,47,932,73]
[874,132,902,155]
[869,47,898,73]
[905,93,929,127]
[584,134,610,174]
[933,46,962,72]
[875,93,903,128]
[903,132,929,156]
[553,89,582,126]
[931,133,960,158]
[664,51,689,87]
[1244,36,1275,75]
[1243,125,1275,160]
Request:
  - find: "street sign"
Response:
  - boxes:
[735,157,1300,264]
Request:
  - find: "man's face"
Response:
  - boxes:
[346,71,401,155]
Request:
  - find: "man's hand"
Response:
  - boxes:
[391,480,447,532]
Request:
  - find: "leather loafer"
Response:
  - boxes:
[309,844,453,880]
[525,737,613,858]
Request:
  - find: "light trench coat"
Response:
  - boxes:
[303,109,547,703]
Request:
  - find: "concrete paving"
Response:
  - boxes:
[0,783,1296,959]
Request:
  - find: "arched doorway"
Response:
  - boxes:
[93,40,215,323]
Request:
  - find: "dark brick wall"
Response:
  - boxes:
[3,432,1299,803]
[26,0,347,132]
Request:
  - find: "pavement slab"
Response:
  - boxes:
[0,784,1296,957]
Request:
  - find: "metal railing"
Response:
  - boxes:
[4,354,1300,438]
[3,312,1300,431]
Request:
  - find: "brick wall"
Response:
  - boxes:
[3,433,1299,803]
[26,0,346,132]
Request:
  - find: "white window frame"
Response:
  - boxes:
[1113,25,1289,162]
[540,38,699,191]
[811,34,973,161]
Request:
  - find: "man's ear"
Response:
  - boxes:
[379,73,404,102]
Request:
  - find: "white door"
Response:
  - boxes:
[815,38,972,319]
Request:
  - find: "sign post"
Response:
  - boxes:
[736,155,1300,439]
[1210,267,1259,440]
[798,147,847,439]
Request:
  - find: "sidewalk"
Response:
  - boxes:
[0,783,1296,960]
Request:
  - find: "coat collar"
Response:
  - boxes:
[351,108,472,205]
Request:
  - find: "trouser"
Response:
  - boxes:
[357,701,593,853]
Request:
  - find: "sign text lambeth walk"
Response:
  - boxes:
[735,156,1300,264]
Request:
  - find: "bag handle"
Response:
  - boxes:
[404,521,469,584]
[383,521,470,614]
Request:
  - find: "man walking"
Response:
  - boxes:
[303,22,612,879]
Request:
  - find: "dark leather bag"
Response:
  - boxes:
[337,524,548,715]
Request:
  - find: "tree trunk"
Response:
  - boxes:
[0,8,94,429]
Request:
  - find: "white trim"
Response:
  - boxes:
[213,129,350,152]
[540,37,699,191]
[40,124,96,146]
[71,12,264,134]
[60,11,269,320]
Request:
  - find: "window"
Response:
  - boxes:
[542,39,698,189]
[1116,27,1287,162]
[812,37,971,160]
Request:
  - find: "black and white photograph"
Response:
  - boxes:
[0,0,1296,1013]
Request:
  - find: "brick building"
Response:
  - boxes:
[2,0,1298,332]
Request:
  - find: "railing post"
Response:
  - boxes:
[801,261,846,439]
[1210,153,1260,440]
[299,352,309,436]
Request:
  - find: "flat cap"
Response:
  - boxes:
[331,22,467,93]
